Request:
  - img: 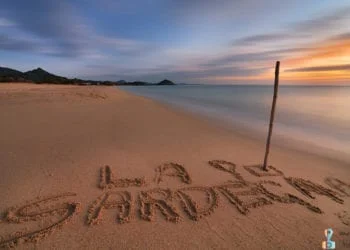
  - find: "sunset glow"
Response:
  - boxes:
[1,0,349,84]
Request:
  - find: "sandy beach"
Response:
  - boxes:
[0,83,349,249]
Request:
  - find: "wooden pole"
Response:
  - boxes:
[263,61,280,171]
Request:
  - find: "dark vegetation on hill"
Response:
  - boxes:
[23,68,69,84]
[0,66,176,86]
[157,79,175,85]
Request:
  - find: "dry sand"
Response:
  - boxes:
[0,83,349,249]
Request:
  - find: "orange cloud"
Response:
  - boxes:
[201,33,350,84]
[279,34,350,82]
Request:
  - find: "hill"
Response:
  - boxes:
[0,67,23,77]
[0,66,176,86]
[0,67,27,82]
[157,79,175,85]
[23,68,68,84]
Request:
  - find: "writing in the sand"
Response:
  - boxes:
[0,160,349,248]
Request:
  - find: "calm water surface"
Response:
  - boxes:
[120,85,350,159]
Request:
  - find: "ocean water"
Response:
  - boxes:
[120,85,350,160]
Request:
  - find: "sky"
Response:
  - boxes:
[0,0,349,84]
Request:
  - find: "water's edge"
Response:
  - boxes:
[119,85,350,164]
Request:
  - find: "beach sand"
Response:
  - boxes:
[0,83,349,249]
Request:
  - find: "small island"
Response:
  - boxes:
[0,66,176,86]
[157,79,175,85]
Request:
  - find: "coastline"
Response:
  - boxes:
[0,83,349,249]
[120,85,350,165]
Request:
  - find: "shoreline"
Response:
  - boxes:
[120,85,350,166]
[0,83,349,249]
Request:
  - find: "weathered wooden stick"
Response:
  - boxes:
[263,61,280,171]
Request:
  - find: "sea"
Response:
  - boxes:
[120,85,350,162]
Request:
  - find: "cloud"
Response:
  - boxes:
[285,64,350,72]
[291,6,350,34]
[83,45,313,82]
[0,17,14,26]
[0,0,88,57]
[283,31,350,68]
[233,5,350,47]
[0,34,38,52]
[0,0,154,58]
[330,32,350,42]
[1,0,349,84]
[95,36,158,56]
[200,48,313,67]
[168,0,290,23]
[233,33,303,45]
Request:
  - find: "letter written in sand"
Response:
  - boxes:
[139,188,180,223]
[99,165,146,189]
[0,193,80,249]
[87,191,132,225]
[257,181,323,213]
[208,160,245,183]
[154,162,192,185]
[216,182,273,215]
[284,177,344,204]
[324,177,350,197]
[175,186,219,221]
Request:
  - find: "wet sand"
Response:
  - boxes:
[0,83,349,249]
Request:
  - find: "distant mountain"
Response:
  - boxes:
[0,66,176,86]
[157,79,175,85]
[0,67,23,77]
[0,66,28,82]
[23,68,68,84]
[0,66,68,83]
